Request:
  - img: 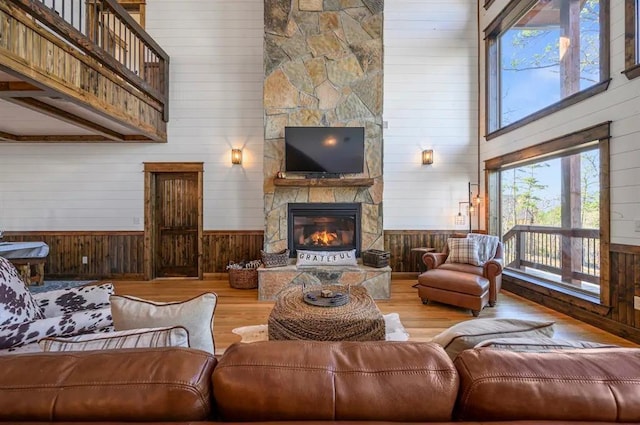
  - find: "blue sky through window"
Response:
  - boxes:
[498,1,600,127]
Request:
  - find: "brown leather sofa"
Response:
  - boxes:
[1,341,639,424]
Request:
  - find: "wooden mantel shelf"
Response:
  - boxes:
[273,177,374,187]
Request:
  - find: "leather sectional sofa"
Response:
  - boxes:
[1,340,639,424]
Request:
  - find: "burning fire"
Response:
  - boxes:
[310,230,338,246]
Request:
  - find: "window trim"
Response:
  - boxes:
[485,122,611,307]
[484,0,611,137]
[623,0,640,79]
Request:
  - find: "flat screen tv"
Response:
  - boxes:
[285,127,365,175]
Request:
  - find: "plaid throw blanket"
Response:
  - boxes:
[467,233,500,265]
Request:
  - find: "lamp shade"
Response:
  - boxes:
[421,149,433,165]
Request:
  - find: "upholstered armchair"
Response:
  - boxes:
[417,234,503,316]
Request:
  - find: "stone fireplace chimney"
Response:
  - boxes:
[263,0,384,254]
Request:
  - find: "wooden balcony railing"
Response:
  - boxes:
[503,225,600,285]
[7,0,169,121]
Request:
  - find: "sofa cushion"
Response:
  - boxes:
[110,293,217,354]
[454,347,640,422]
[475,336,618,352]
[445,238,481,266]
[0,257,44,326]
[431,318,555,360]
[33,283,114,317]
[39,326,190,352]
[213,341,459,422]
[0,348,216,422]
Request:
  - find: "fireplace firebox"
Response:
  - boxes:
[287,203,361,258]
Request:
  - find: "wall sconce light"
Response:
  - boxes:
[231,148,243,165]
[421,149,433,165]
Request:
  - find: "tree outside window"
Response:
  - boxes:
[486,0,608,134]
[499,149,600,294]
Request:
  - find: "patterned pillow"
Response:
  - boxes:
[110,293,217,354]
[33,283,114,317]
[445,238,481,266]
[0,257,44,326]
[0,307,113,349]
[39,326,190,352]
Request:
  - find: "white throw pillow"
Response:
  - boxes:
[296,249,357,266]
[445,238,481,266]
[0,257,44,326]
[39,326,190,352]
[110,293,217,354]
[431,318,555,360]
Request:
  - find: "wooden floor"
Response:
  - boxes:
[110,278,638,355]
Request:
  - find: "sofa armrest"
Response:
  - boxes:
[0,307,113,349]
[483,258,503,278]
[423,252,448,270]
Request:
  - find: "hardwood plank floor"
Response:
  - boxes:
[110,278,638,355]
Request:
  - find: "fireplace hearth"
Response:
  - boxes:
[287,203,361,257]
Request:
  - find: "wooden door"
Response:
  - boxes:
[153,172,198,277]
[144,162,203,280]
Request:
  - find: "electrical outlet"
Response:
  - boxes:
[133,217,141,225]
[635,296,640,311]
[382,121,389,129]
[82,256,88,265]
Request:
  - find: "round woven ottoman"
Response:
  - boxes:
[268,285,385,341]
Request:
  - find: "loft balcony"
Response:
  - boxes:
[0,0,168,142]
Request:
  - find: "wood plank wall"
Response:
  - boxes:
[3,230,461,278]
[383,230,462,272]
[3,231,262,279]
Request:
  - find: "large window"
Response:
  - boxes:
[485,0,609,136]
[624,0,640,79]
[486,123,610,302]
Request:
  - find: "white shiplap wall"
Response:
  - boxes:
[383,0,479,230]
[0,0,480,232]
[0,0,265,231]
[479,0,640,246]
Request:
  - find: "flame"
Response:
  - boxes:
[310,230,338,246]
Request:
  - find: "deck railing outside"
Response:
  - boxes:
[502,225,600,285]
[8,0,169,120]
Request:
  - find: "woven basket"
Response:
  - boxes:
[261,248,289,268]
[228,268,258,289]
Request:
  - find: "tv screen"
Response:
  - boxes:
[285,127,364,174]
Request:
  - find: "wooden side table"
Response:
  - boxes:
[8,258,46,285]
[411,247,435,273]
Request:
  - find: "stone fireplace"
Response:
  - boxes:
[262,0,385,255]
[259,0,388,301]
[288,203,361,257]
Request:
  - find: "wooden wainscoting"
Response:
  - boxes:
[383,230,463,274]
[1,232,144,279]
[2,230,264,279]
[3,229,459,279]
